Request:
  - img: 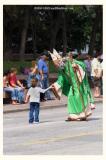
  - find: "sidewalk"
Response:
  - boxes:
[3,95,103,114]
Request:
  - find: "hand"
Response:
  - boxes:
[21,86,25,90]
[72,64,79,71]
[72,63,76,67]
[25,100,28,104]
[41,75,44,80]
[51,84,55,89]
[72,63,78,68]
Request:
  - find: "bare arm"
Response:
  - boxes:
[31,68,37,74]
[25,95,30,103]
[17,80,24,88]
[40,86,52,93]
[10,82,17,88]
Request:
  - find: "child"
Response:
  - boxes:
[27,67,37,88]
[25,78,52,124]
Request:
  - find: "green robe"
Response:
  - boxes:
[56,59,94,115]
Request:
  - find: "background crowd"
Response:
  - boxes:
[84,53,103,98]
[3,50,103,105]
[3,51,53,105]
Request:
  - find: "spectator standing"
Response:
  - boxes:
[37,52,52,101]
[84,55,92,78]
[9,68,25,103]
[98,55,103,96]
[84,55,93,87]
[91,55,102,98]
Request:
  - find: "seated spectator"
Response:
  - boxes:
[9,68,25,103]
[3,71,19,105]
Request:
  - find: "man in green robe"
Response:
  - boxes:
[50,50,95,121]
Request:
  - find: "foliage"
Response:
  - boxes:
[3,60,57,73]
[3,5,102,60]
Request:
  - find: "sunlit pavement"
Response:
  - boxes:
[3,102,102,155]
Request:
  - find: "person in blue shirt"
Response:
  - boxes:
[37,52,52,101]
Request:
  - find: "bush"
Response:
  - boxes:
[3,61,31,74]
[3,60,57,74]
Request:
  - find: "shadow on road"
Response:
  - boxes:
[88,117,101,121]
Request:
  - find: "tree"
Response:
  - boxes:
[3,5,103,60]
[31,11,37,55]
[62,10,67,55]
[88,6,103,55]
[49,10,62,52]
[19,6,32,60]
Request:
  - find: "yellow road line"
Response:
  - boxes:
[21,130,102,146]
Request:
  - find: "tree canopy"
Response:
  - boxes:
[3,5,103,60]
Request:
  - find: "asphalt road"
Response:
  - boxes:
[3,102,103,155]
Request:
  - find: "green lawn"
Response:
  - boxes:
[3,60,57,74]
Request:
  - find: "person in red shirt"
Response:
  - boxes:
[3,71,19,105]
[9,68,25,103]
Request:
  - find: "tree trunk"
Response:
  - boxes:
[50,29,58,52]
[19,7,30,60]
[50,12,61,52]
[3,25,12,60]
[62,11,67,56]
[31,16,37,58]
[88,22,97,55]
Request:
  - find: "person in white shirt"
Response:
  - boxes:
[91,54,102,98]
[99,58,103,96]
[25,78,52,124]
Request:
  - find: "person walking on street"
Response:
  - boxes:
[49,50,95,121]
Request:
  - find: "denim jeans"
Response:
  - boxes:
[15,86,25,103]
[4,87,18,100]
[41,76,51,100]
[29,102,40,123]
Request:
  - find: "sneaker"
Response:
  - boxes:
[34,122,39,124]
[29,122,33,124]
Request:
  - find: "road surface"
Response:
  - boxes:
[3,102,103,155]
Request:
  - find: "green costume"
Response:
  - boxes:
[56,59,94,119]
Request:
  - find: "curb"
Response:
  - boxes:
[3,99,102,114]
[4,104,67,114]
